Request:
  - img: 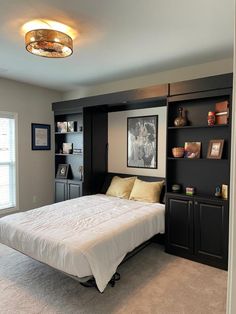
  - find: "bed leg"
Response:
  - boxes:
[109,272,121,287]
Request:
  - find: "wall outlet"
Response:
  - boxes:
[33,196,37,204]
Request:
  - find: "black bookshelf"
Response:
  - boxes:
[165,76,232,270]
[54,113,83,202]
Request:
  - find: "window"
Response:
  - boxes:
[0,113,16,210]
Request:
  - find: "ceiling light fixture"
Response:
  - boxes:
[25,29,73,58]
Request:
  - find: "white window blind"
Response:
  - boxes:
[0,113,16,210]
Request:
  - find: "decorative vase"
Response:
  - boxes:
[172,147,184,158]
[174,107,187,127]
[208,111,215,126]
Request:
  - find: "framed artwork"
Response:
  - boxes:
[207,139,224,159]
[184,142,201,159]
[127,115,158,169]
[67,121,77,132]
[56,122,67,133]
[32,123,51,150]
[56,164,69,179]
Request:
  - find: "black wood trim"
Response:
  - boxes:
[168,88,232,103]
[169,73,233,96]
[52,84,168,114]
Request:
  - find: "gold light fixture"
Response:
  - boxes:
[25,29,73,58]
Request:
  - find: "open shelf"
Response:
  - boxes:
[168,124,229,130]
[168,157,227,161]
[55,153,82,156]
[55,131,83,135]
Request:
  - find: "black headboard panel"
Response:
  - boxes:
[100,172,165,194]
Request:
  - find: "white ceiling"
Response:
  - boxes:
[0,0,234,91]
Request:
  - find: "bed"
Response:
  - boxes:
[0,175,165,292]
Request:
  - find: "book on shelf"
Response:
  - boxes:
[215,101,229,125]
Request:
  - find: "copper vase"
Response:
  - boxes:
[174,107,187,127]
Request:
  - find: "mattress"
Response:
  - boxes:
[0,194,165,292]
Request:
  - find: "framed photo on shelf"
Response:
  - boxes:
[62,143,73,154]
[56,164,69,179]
[184,142,201,159]
[56,122,67,133]
[67,121,77,132]
[127,115,158,169]
[207,139,224,159]
[31,123,51,150]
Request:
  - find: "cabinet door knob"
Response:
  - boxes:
[195,201,198,205]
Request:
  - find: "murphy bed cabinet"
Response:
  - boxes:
[165,74,232,270]
[52,74,232,270]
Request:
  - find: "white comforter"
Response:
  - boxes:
[0,194,165,292]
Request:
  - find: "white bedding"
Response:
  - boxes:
[0,194,165,292]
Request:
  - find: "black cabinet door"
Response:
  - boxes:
[194,199,229,269]
[55,180,67,203]
[68,182,82,200]
[166,195,194,255]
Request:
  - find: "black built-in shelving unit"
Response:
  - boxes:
[52,73,233,269]
[165,75,232,269]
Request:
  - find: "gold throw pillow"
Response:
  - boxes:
[129,179,164,203]
[106,176,137,199]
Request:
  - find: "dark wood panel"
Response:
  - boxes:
[55,180,67,202]
[83,108,93,195]
[194,199,229,267]
[169,73,233,96]
[166,194,193,254]
[52,84,168,114]
[91,109,108,194]
[68,181,82,199]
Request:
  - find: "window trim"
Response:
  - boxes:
[0,112,19,214]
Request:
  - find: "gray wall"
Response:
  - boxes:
[0,78,61,214]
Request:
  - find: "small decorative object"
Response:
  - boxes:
[172,147,184,158]
[67,121,77,132]
[73,148,82,154]
[215,185,221,198]
[186,187,195,196]
[207,139,224,159]
[79,126,83,132]
[127,115,158,169]
[215,101,229,125]
[208,111,215,126]
[221,184,228,200]
[184,142,201,159]
[174,107,187,127]
[31,123,51,150]
[172,184,182,193]
[56,164,69,179]
[57,122,67,133]
[62,143,73,154]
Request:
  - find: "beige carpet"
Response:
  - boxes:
[0,243,227,314]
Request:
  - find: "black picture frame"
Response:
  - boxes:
[127,115,158,169]
[31,123,51,150]
[56,164,69,179]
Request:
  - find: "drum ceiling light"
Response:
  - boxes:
[25,28,73,58]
